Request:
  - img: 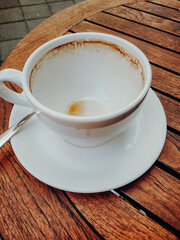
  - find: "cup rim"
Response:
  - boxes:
[23,32,152,126]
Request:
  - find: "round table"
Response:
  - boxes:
[0,0,179,239]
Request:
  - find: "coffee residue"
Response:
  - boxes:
[30,38,145,92]
[67,100,85,116]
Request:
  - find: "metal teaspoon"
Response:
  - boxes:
[0,112,35,148]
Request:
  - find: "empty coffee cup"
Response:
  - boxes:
[0,32,152,147]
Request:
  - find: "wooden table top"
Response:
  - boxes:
[0,0,180,239]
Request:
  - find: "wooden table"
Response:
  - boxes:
[0,0,180,239]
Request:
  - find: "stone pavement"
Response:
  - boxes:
[0,0,84,66]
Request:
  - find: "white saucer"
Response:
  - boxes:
[9,89,166,193]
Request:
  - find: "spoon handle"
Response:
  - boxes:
[0,112,35,148]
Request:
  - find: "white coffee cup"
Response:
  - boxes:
[0,33,151,147]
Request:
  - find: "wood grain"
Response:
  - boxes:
[127,1,180,21]
[0,146,101,240]
[65,191,178,239]
[148,0,180,9]
[156,92,180,132]
[159,131,180,172]
[87,12,180,63]
[151,65,180,99]
[106,6,180,36]
[120,166,180,231]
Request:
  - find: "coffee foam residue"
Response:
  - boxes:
[50,39,141,68]
[29,61,43,92]
[29,39,145,91]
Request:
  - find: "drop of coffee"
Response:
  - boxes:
[67,100,85,116]
[66,99,108,117]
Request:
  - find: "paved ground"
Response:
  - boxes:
[0,0,84,66]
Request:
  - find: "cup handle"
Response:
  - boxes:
[0,69,29,106]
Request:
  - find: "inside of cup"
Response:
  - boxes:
[30,39,145,117]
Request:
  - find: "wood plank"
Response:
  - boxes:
[156,92,180,132]
[0,145,101,239]
[126,1,180,21]
[71,21,180,97]
[65,191,178,239]
[120,166,180,231]
[159,130,180,173]
[0,0,145,71]
[87,12,180,56]
[148,0,180,10]
[106,6,180,36]
[151,65,180,99]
